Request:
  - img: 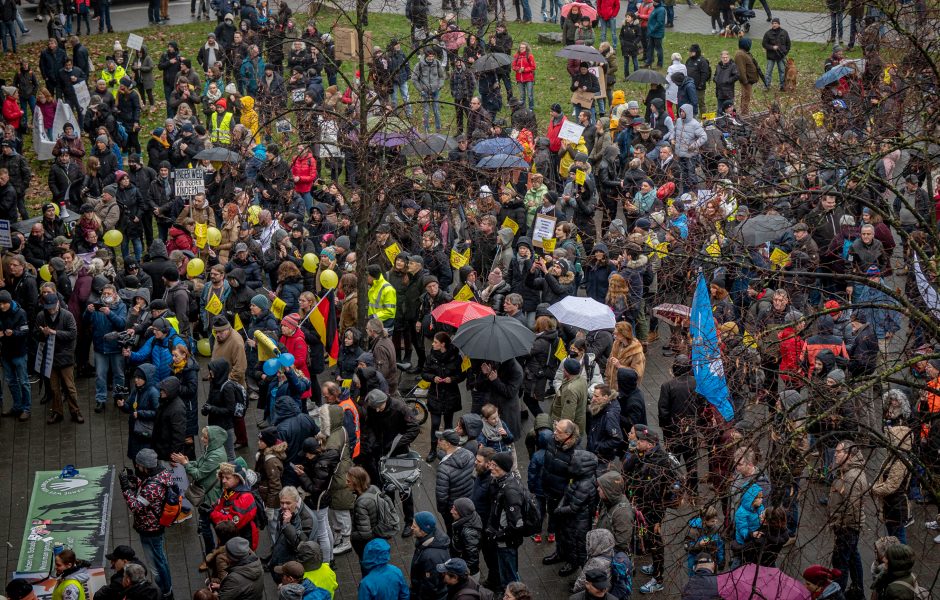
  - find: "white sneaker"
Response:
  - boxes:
[711,28,717,33]
[333,538,352,555]
[640,579,663,594]
[926,520,940,530]
[934,533,940,544]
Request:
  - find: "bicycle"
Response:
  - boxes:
[401,382,430,425]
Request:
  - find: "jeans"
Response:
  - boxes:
[421,89,441,133]
[765,59,786,87]
[829,11,844,40]
[139,532,172,596]
[94,352,125,406]
[315,507,335,562]
[496,547,520,588]
[677,156,699,192]
[2,355,30,413]
[548,0,560,20]
[572,104,595,123]
[392,81,412,117]
[520,0,531,20]
[148,0,161,23]
[299,191,313,212]
[121,237,143,263]
[197,507,215,556]
[0,21,16,52]
[76,12,91,35]
[886,522,907,544]
[831,527,863,593]
[19,95,36,123]
[518,81,534,110]
[665,5,674,25]
[98,2,111,31]
[599,18,617,47]
[645,36,663,67]
[15,9,26,33]
[623,54,639,77]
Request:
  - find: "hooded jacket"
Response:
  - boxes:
[595,471,633,552]
[359,539,409,600]
[217,551,265,600]
[616,367,647,433]
[203,359,240,431]
[152,377,188,460]
[410,530,451,600]
[435,446,475,514]
[572,529,616,594]
[124,364,160,460]
[871,425,912,525]
[670,104,707,158]
[184,425,229,508]
[0,298,29,359]
[712,58,739,100]
[272,395,319,465]
[828,447,868,531]
[587,396,623,463]
[733,482,765,544]
[450,498,482,574]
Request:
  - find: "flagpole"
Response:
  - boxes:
[299,288,332,328]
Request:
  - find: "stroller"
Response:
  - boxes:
[731,6,755,33]
[379,434,422,501]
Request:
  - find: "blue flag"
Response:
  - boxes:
[690,272,734,422]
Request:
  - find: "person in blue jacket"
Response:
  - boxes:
[359,538,410,600]
[125,316,186,382]
[733,483,765,567]
[84,282,127,413]
[120,363,160,461]
[0,290,32,420]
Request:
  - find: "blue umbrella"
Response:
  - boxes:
[472,137,523,156]
[814,65,853,88]
[476,153,530,170]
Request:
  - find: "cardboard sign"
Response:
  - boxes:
[127,33,144,51]
[333,27,374,61]
[74,82,91,109]
[589,65,606,100]
[174,168,206,197]
[558,120,585,143]
[575,169,587,185]
[531,214,556,248]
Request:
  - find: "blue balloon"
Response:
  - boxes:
[279,353,295,368]
[263,358,281,376]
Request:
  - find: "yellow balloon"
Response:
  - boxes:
[303,253,319,273]
[206,227,222,247]
[54,203,60,216]
[320,269,338,290]
[247,205,262,226]
[187,257,206,278]
[39,264,52,281]
[197,337,212,357]
[103,229,123,247]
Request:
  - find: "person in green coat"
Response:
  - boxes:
[551,358,588,435]
[321,404,356,556]
[172,425,228,556]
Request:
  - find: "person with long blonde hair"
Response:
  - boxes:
[605,273,634,325]
[605,321,645,391]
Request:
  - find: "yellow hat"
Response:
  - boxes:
[610,118,619,130]
[612,90,626,106]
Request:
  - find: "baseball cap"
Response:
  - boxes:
[106,545,137,561]
[273,561,305,579]
[435,429,461,445]
[436,558,469,576]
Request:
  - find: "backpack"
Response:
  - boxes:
[158,481,183,527]
[250,489,269,530]
[892,579,930,600]
[610,550,634,600]
[115,120,128,145]
[372,490,401,539]
[518,488,543,536]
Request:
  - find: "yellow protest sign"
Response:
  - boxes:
[417,379,431,389]
[541,238,557,253]
[271,297,286,320]
[341,378,352,389]
[461,355,471,372]
[554,338,568,361]
[705,238,723,257]
[234,313,244,331]
[194,222,208,249]
[575,170,586,185]
[770,248,791,269]
[501,217,519,235]
[450,248,470,269]
[701,111,716,121]
[384,243,401,265]
[454,284,474,302]
[205,294,223,315]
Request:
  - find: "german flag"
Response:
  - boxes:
[310,289,340,366]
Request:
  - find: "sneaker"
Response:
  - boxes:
[333,539,352,555]
[934,533,940,544]
[531,534,542,543]
[29,374,40,385]
[926,521,940,530]
[547,533,556,543]
[640,579,663,594]
[640,565,655,576]
[94,402,105,414]
[18,412,30,422]
[401,525,414,538]
[175,509,193,523]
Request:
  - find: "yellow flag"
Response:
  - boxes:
[454,284,474,302]
[255,330,278,362]
[461,355,471,372]
[271,297,287,320]
[417,379,431,389]
[769,248,790,269]
[575,170,586,185]
[450,248,470,269]
[341,378,352,389]
[705,238,722,257]
[554,338,568,361]
[501,217,519,235]
[234,313,244,331]
[205,294,223,315]
[384,243,401,265]
[541,237,557,253]
[742,329,757,349]
[194,222,208,249]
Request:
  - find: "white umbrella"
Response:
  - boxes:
[548,296,617,331]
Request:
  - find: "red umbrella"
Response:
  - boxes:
[431,301,496,328]
[561,2,597,21]
[652,303,691,326]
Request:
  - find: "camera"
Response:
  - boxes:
[113,385,129,402]
[104,331,138,349]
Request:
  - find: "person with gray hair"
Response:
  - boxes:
[120,562,161,600]
[502,293,527,325]
[848,222,888,275]
[269,485,316,580]
[366,317,398,396]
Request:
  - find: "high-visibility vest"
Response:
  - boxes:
[367,277,396,322]
[337,397,361,458]
[52,578,87,600]
[210,111,233,144]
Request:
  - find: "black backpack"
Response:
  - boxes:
[250,489,268,530]
[518,488,543,536]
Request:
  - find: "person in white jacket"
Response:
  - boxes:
[552,338,604,395]
[666,103,707,193]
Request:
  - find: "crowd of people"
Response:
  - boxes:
[0,0,938,599]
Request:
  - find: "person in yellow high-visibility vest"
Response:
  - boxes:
[366,264,397,329]
[209,98,233,145]
[51,549,90,600]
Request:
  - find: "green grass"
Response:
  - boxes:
[7,10,831,207]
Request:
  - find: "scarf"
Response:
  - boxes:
[171,358,187,374]
[481,420,503,442]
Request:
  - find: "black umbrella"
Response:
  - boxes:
[471,52,512,73]
[194,147,241,162]
[554,45,607,65]
[452,315,535,362]
[625,68,668,85]
[401,133,459,157]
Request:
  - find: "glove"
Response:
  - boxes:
[201,404,210,416]
[118,472,131,492]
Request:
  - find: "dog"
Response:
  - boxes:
[784,57,798,92]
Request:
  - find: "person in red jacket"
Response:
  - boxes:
[636,0,655,63]
[511,43,537,112]
[596,0,621,50]
[777,325,806,390]
[291,145,317,212]
[209,461,261,549]
[1,87,24,129]
[166,218,197,254]
[279,312,311,399]
[546,103,566,188]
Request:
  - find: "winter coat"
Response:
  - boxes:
[657,370,699,440]
[123,468,174,534]
[523,328,559,395]
[595,472,633,553]
[210,482,260,549]
[183,425,229,509]
[297,440,340,512]
[556,450,598,562]
[410,532,451,600]
[35,307,77,368]
[646,3,666,38]
[451,508,482,575]
[421,345,465,414]
[486,472,526,548]
[828,449,868,531]
[359,539,410,600]
[734,49,759,86]
[412,57,446,94]
[203,359,241,431]
[712,60,739,100]
[606,338,646,389]
[435,447,475,514]
[124,364,160,460]
[761,27,791,61]
[619,22,641,56]
[542,439,576,499]
[671,105,707,158]
[733,483,765,544]
[83,300,127,354]
[272,395,320,465]
[352,485,388,545]
[587,399,623,463]
[572,529,616,594]
[476,358,524,440]
[364,396,420,458]
[130,330,185,383]
[686,51,711,91]
[269,504,316,570]
[871,425,912,526]
[152,378,188,460]
[511,51,536,83]
[217,553,265,600]
[0,300,29,360]
[616,368,647,433]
